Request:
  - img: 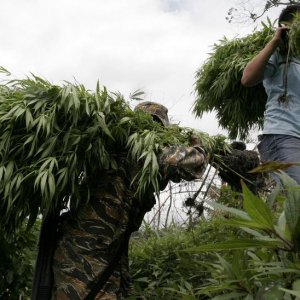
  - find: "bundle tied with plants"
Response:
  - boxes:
[0,67,225,235]
[193,18,300,140]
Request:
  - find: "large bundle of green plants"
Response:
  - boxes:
[0,67,224,234]
[193,21,276,139]
[290,12,300,57]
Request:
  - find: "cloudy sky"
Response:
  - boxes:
[0,0,280,137]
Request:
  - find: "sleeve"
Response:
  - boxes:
[263,51,278,79]
[158,145,207,184]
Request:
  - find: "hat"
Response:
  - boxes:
[134,101,169,126]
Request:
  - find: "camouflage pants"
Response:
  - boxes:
[51,178,132,299]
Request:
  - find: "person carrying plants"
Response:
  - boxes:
[241,4,300,184]
[47,101,207,300]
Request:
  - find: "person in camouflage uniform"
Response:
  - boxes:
[51,102,207,300]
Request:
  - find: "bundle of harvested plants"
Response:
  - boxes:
[0,68,224,234]
[193,21,276,139]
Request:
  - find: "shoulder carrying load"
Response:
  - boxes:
[0,72,215,234]
[193,22,274,140]
[193,17,300,140]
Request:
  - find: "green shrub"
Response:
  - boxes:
[0,221,39,299]
[129,222,240,299]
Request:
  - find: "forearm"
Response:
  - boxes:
[159,146,207,183]
[241,39,280,87]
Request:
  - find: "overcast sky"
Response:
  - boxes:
[0,0,280,137]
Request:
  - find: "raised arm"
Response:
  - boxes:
[241,27,286,87]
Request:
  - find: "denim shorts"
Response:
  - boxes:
[257,134,300,184]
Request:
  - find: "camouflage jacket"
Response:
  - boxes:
[51,145,207,300]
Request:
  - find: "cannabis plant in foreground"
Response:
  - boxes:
[185,171,300,299]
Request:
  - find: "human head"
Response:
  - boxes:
[278,4,300,26]
[134,101,170,126]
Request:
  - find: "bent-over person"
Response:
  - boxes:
[51,102,207,299]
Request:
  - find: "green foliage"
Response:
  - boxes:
[129,222,240,299]
[129,171,300,299]
[217,185,242,208]
[290,14,300,59]
[0,220,39,299]
[184,173,300,299]
[279,172,300,251]
[0,70,222,235]
[193,21,275,139]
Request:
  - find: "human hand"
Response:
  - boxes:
[189,135,206,156]
[189,135,201,148]
[273,26,289,46]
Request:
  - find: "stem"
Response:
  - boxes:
[272,229,295,251]
[164,182,173,228]
[279,36,292,103]
[183,166,217,225]
[251,1,299,22]
[148,194,170,226]
[190,164,212,202]
[157,194,161,230]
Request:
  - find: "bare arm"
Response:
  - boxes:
[241,28,285,87]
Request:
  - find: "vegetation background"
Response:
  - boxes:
[2,1,300,299]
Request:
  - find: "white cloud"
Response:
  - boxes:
[0,0,272,137]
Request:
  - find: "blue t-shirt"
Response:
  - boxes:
[263,50,300,138]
